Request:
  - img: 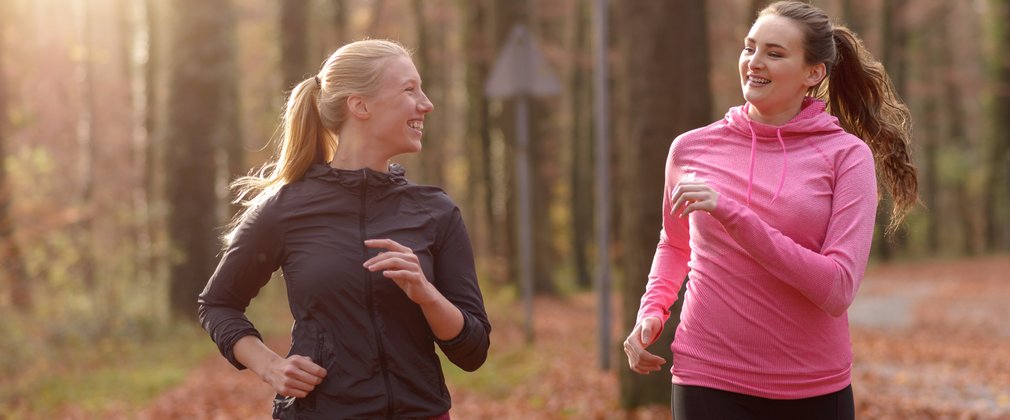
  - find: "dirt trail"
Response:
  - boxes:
[70,255,1010,419]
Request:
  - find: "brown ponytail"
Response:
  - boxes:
[827,27,917,234]
[760,1,918,235]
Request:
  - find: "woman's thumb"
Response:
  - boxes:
[640,323,653,345]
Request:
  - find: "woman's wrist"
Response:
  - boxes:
[234,335,281,380]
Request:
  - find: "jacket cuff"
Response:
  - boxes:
[435,311,474,348]
[435,311,489,372]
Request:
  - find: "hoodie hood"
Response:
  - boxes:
[725,97,844,139]
[723,97,846,206]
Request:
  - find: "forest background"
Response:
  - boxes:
[1,0,1009,418]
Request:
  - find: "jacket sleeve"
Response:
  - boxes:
[197,200,284,370]
[432,206,491,372]
[637,143,692,334]
[710,143,877,317]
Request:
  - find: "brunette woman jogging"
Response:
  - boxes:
[198,39,490,419]
[623,2,917,419]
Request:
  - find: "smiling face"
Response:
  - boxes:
[363,55,434,156]
[739,15,825,124]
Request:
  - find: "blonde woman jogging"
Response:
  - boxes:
[198,40,490,419]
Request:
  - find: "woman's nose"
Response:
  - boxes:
[419,92,434,113]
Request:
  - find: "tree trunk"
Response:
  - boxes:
[569,0,593,290]
[985,0,1010,251]
[281,0,309,91]
[165,0,237,320]
[77,0,98,291]
[331,0,348,46]
[529,6,561,296]
[747,0,764,23]
[143,0,174,312]
[921,61,939,255]
[222,21,243,222]
[412,0,447,187]
[937,5,973,255]
[616,0,712,408]
[458,0,494,260]
[367,0,386,35]
[840,0,865,37]
[0,0,30,311]
[531,95,559,295]
[873,0,911,260]
[493,0,527,291]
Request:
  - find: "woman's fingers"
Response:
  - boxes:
[672,191,712,216]
[623,322,668,375]
[671,182,719,217]
[640,316,661,346]
[362,238,436,304]
[363,239,419,268]
[364,238,411,253]
[290,356,327,381]
[272,356,327,397]
[364,256,415,272]
[624,344,666,373]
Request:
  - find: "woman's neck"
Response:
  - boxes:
[747,100,804,126]
[329,130,389,172]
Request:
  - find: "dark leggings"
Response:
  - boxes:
[672,384,854,420]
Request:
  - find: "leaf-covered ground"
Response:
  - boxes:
[52,255,1010,419]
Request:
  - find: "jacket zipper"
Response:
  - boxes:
[360,170,395,418]
[305,328,325,411]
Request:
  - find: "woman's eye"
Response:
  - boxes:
[743,47,755,54]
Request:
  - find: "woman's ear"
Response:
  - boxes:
[347,95,370,120]
[805,63,827,88]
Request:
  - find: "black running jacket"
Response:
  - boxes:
[198,163,491,419]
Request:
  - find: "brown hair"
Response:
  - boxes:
[760,1,918,234]
[224,39,411,245]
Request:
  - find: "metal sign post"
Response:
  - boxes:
[593,0,612,371]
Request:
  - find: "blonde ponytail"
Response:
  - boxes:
[223,39,411,246]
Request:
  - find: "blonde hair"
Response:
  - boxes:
[760,1,918,235]
[224,39,411,245]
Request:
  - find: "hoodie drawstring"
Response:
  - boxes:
[745,120,789,206]
[772,128,787,203]
[746,121,758,206]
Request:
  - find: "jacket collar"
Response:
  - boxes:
[304,162,408,187]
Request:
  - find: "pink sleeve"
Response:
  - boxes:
[710,144,878,317]
[636,145,691,329]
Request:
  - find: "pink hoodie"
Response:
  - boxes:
[637,98,878,399]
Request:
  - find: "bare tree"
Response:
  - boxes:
[412,0,447,187]
[332,0,349,45]
[280,0,310,91]
[458,0,494,259]
[0,0,30,311]
[569,0,593,289]
[985,0,1010,251]
[616,0,713,407]
[492,0,527,290]
[76,0,98,290]
[165,0,238,320]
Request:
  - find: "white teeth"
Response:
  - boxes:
[409,121,424,130]
[749,76,770,84]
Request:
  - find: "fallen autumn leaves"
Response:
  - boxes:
[55,255,1010,419]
